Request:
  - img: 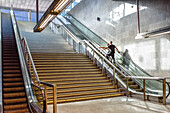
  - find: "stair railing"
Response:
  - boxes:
[10,6,57,113]
[10,7,34,113]
[61,13,170,99]
[22,36,57,113]
[82,40,168,105]
[50,20,169,105]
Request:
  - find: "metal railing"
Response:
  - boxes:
[32,83,47,113]
[10,6,57,113]
[49,19,170,105]
[22,37,57,113]
[10,7,33,113]
[57,14,170,94]
[126,76,167,105]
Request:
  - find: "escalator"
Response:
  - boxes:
[55,13,170,99]
[2,13,30,113]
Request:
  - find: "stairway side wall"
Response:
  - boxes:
[69,0,170,77]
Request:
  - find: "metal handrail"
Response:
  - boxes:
[82,36,169,105]
[58,14,170,97]
[114,50,170,98]
[63,14,167,82]
[22,37,57,113]
[10,7,33,113]
[83,35,169,102]
[10,6,57,113]
[125,76,167,105]
[51,20,169,105]
[31,83,47,113]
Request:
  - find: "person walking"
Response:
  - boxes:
[99,41,120,63]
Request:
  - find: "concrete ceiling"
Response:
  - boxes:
[0,0,54,12]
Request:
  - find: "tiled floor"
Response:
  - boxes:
[47,96,170,113]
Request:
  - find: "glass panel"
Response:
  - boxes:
[64,14,107,47]
[57,15,87,41]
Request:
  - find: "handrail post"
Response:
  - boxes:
[113,68,115,85]
[79,42,81,54]
[143,79,146,101]
[85,43,87,55]
[44,85,48,110]
[73,40,76,51]
[93,51,95,64]
[38,84,40,102]
[163,78,166,105]
[53,84,57,113]
[102,58,105,74]
[126,78,129,97]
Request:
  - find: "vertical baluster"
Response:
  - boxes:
[102,58,105,74]
[44,85,48,111]
[143,79,146,101]
[38,84,40,102]
[79,42,81,54]
[85,44,87,55]
[127,78,129,97]
[53,84,57,113]
[72,39,76,50]
[113,68,115,85]
[163,78,166,105]
[93,51,95,64]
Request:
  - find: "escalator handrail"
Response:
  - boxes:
[10,7,49,113]
[65,13,154,78]
[54,19,170,98]
[61,14,170,97]
[83,40,170,97]
[10,7,34,113]
[114,51,170,97]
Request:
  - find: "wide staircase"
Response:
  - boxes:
[2,13,30,112]
[31,53,125,104]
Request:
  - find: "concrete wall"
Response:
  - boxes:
[69,0,170,77]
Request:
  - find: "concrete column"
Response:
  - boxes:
[29,9,31,22]
[136,0,140,33]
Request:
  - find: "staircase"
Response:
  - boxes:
[31,53,124,104]
[2,13,29,113]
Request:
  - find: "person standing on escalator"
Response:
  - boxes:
[123,49,132,68]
